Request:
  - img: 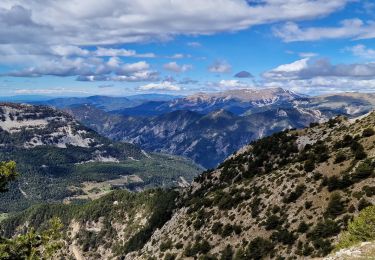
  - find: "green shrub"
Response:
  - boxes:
[184,240,211,257]
[220,245,233,260]
[336,206,375,250]
[265,215,282,230]
[304,160,315,172]
[283,184,306,203]
[309,219,340,239]
[312,238,332,256]
[364,186,375,197]
[358,198,372,211]
[240,237,274,260]
[271,229,296,245]
[325,192,345,218]
[297,221,310,233]
[211,222,223,234]
[362,128,375,137]
[352,160,374,182]
[160,239,173,252]
[334,152,347,164]
[164,253,176,260]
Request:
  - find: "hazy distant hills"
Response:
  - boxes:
[31,93,181,112]
[9,88,375,168]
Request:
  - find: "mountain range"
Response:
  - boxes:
[49,88,375,168]
[2,107,375,259]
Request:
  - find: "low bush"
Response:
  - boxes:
[362,128,375,137]
[283,184,306,203]
[336,206,375,250]
[325,192,346,218]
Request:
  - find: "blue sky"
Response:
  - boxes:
[1,0,375,96]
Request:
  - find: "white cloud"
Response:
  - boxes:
[138,81,181,91]
[264,77,375,95]
[187,42,201,47]
[94,47,156,58]
[274,19,375,42]
[263,58,310,80]
[262,58,375,94]
[170,54,185,59]
[163,62,192,73]
[51,45,90,57]
[0,0,350,46]
[263,58,375,80]
[346,44,375,60]
[205,79,254,90]
[299,52,318,58]
[14,88,89,95]
[217,79,249,89]
[0,0,354,80]
[112,70,159,82]
[208,60,232,73]
[2,56,158,82]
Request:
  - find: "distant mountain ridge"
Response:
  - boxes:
[9,88,375,168]
[69,104,325,168]
[31,93,182,112]
[112,87,305,116]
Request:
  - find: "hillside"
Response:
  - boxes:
[0,103,202,212]
[2,110,375,259]
[132,111,375,259]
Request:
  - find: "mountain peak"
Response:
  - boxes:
[185,87,302,103]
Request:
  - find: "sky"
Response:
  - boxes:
[1,0,375,97]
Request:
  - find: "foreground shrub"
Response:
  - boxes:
[336,205,375,250]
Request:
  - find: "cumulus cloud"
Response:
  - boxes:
[0,0,350,46]
[0,0,354,80]
[262,58,375,94]
[208,60,232,73]
[14,88,89,95]
[274,19,375,42]
[346,44,375,60]
[138,81,181,91]
[163,62,192,73]
[234,71,253,78]
[3,56,159,82]
[206,79,253,90]
[263,58,375,80]
[94,47,156,58]
[51,45,90,57]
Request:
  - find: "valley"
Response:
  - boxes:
[0,103,202,212]
[52,89,375,168]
